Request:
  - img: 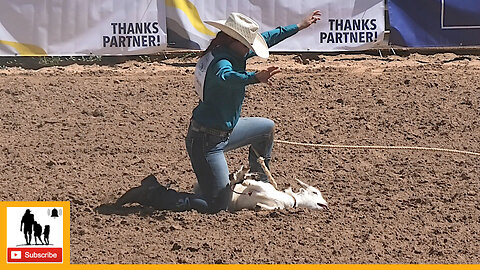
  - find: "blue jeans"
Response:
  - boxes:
[185,117,274,213]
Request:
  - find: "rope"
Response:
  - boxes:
[274,139,480,157]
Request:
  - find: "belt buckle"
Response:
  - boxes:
[191,120,229,137]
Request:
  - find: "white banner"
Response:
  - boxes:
[166,0,384,51]
[0,0,167,56]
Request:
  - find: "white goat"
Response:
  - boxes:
[227,164,328,212]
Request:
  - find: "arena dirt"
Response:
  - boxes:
[1,53,479,264]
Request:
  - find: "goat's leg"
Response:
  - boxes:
[240,181,266,193]
[230,166,260,187]
[256,202,278,211]
[257,157,278,189]
[244,172,259,179]
[229,165,247,186]
[240,180,271,192]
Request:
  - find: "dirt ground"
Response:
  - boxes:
[1,52,479,264]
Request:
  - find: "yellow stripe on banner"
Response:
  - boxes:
[0,40,47,56]
[165,0,216,37]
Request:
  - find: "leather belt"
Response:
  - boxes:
[190,119,231,137]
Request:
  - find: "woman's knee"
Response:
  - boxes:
[267,118,275,132]
[260,118,275,135]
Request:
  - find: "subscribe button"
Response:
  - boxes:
[7,248,62,263]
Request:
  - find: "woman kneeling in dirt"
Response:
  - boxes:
[185,11,321,213]
[117,11,321,213]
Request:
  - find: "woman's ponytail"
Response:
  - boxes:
[201,32,235,56]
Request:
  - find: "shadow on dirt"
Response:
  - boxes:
[94,174,209,216]
[95,203,157,217]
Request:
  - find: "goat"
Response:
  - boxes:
[194,160,328,212]
[227,165,328,211]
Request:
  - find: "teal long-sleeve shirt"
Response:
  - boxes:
[192,24,299,131]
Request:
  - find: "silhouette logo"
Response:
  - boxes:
[6,207,64,263]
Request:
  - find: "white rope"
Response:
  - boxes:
[274,139,480,157]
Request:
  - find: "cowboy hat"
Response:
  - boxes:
[205,12,269,58]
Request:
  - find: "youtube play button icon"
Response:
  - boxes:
[11,251,21,259]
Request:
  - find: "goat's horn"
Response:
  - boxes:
[295,178,310,188]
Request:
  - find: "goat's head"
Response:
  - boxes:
[286,179,328,210]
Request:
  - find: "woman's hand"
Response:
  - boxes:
[297,10,321,31]
[255,67,281,85]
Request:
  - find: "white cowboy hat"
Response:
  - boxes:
[205,12,269,59]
